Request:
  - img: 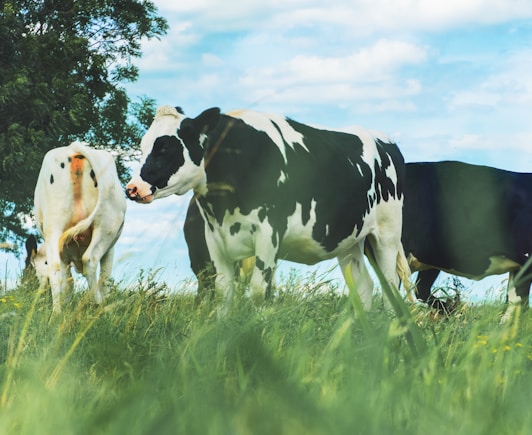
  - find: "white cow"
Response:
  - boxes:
[34,141,126,312]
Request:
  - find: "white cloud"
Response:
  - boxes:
[151,1,275,32]
[135,21,196,72]
[135,1,532,157]
[284,39,427,83]
[152,0,532,36]
[449,91,500,109]
[237,39,427,108]
[135,1,532,120]
[130,34,428,116]
[239,81,422,114]
[396,128,532,173]
[447,48,532,114]
[346,0,532,33]
[449,132,532,153]
[202,53,224,67]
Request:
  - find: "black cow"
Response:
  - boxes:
[126,106,411,313]
[403,160,532,319]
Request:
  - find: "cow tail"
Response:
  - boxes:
[57,150,104,255]
[58,192,102,255]
[396,246,415,303]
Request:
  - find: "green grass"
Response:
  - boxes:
[0,271,531,435]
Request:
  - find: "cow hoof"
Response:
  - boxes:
[427,295,461,316]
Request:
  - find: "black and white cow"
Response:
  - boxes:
[126,106,411,312]
[403,160,532,319]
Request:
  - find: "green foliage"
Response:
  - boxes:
[0,273,531,435]
[0,0,166,241]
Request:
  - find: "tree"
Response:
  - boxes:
[0,0,166,243]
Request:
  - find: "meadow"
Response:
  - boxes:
[0,269,530,435]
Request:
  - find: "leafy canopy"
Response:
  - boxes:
[0,0,167,242]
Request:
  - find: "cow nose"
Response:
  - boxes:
[125,185,138,199]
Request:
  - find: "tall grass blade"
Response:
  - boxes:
[1,285,46,408]
[513,255,532,290]
[46,312,101,389]
[342,264,371,335]
[366,252,427,359]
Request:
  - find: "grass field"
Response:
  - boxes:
[0,270,530,435]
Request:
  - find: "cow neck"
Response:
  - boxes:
[203,116,235,169]
[194,116,235,199]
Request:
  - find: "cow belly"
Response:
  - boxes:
[280,202,375,264]
[204,209,261,261]
[462,256,521,279]
[408,253,521,281]
[280,231,370,264]
[279,203,328,264]
[279,238,332,264]
[206,201,375,265]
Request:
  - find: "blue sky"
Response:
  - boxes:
[3,1,532,302]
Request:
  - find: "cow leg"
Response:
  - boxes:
[515,280,531,310]
[82,252,101,304]
[214,259,237,316]
[339,242,374,311]
[239,257,255,286]
[416,269,440,303]
[416,269,455,313]
[366,236,403,311]
[247,227,279,302]
[50,263,70,313]
[94,246,115,304]
[501,271,530,322]
[364,199,409,310]
[184,199,216,303]
[248,254,276,303]
[46,236,69,313]
[510,261,532,310]
[415,269,439,302]
[82,233,112,305]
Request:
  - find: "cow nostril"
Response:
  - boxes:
[126,186,138,197]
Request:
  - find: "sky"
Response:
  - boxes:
[3,0,532,302]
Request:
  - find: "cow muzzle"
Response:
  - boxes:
[125,182,155,203]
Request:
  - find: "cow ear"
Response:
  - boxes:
[194,107,221,133]
[178,108,221,144]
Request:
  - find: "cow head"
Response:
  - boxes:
[27,240,48,288]
[126,106,221,203]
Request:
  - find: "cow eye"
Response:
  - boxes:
[152,136,181,159]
